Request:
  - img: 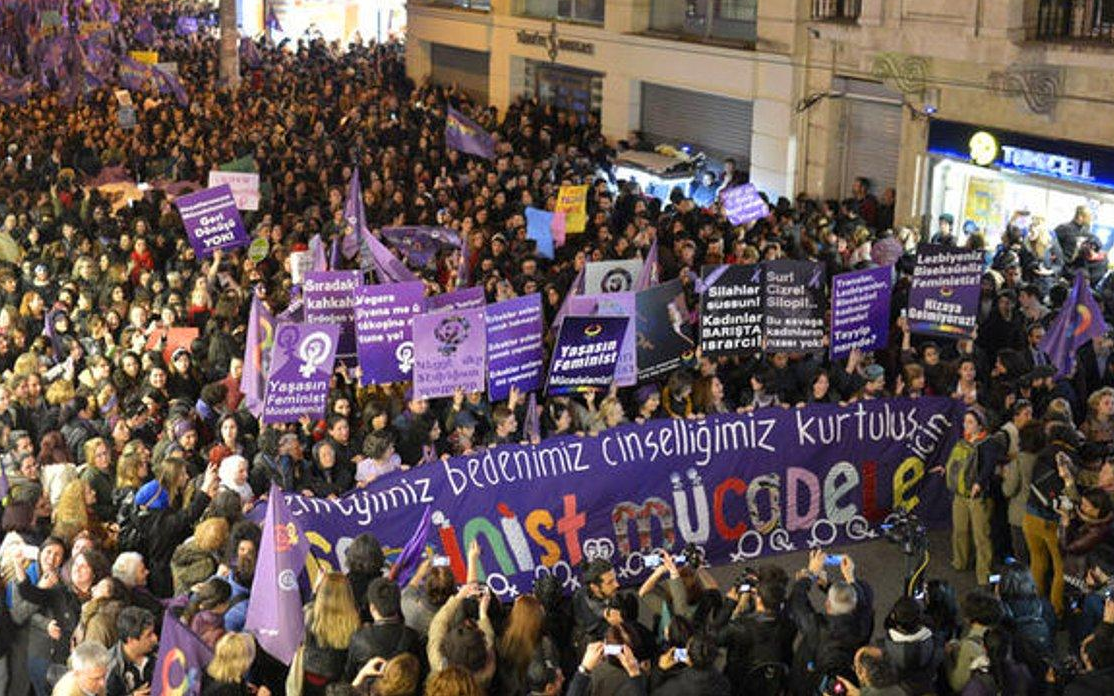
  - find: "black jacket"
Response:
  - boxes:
[140,490,212,598]
[649,666,731,695]
[788,577,874,696]
[344,619,423,681]
[1064,666,1114,696]
[881,626,943,695]
[716,607,795,694]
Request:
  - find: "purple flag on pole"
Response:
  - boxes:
[176,16,198,35]
[363,228,420,284]
[354,282,425,386]
[329,235,342,271]
[117,55,152,92]
[245,483,309,664]
[135,15,156,46]
[485,294,545,401]
[153,66,188,106]
[381,226,461,269]
[445,107,496,160]
[390,505,432,587]
[830,265,894,359]
[150,612,213,696]
[634,238,658,291]
[1041,270,1108,379]
[341,169,364,260]
[262,323,340,424]
[175,185,249,257]
[546,315,629,395]
[412,307,487,400]
[240,295,274,418]
[266,8,283,32]
[721,184,770,226]
[309,234,328,272]
[522,391,540,443]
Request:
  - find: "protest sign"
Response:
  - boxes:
[304,271,360,364]
[413,307,487,400]
[636,279,696,382]
[830,266,894,359]
[150,610,212,696]
[569,293,637,387]
[353,282,425,386]
[764,260,825,354]
[208,170,260,211]
[584,259,643,294]
[486,294,545,401]
[262,323,340,424]
[524,207,556,259]
[426,286,485,312]
[289,251,312,286]
[699,265,763,356]
[249,398,962,600]
[175,184,249,257]
[556,185,588,233]
[547,316,629,395]
[248,237,269,263]
[381,227,460,269]
[129,50,159,65]
[907,245,984,338]
[721,184,770,226]
[445,107,496,160]
[176,16,198,34]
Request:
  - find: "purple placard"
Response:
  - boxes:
[413,307,487,400]
[721,184,769,226]
[547,316,629,395]
[830,266,894,359]
[569,292,636,387]
[907,244,984,338]
[485,294,545,401]
[426,286,485,312]
[304,271,360,363]
[176,16,198,35]
[262,323,340,424]
[175,184,249,257]
[354,282,425,386]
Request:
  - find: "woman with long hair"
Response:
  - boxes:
[203,632,270,696]
[51,479,95,545]
[425,666,482,696]
[300,572,361,695]
[112,441,150,520]
[352,653,421,696]
[496,594,559,695]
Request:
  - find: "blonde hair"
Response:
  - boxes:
[53,479,91,542]
[44,379,75,406]
[1088,387,1114,420]
[425,666,481,696]
[207,632,256,683]
[376,653,421,696]
[83,438,109,470]
[194,517,230,553]
[310,572,360,649]
[116,444,146,489]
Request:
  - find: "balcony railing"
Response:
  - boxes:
[1036,0,1114,43]
[811,0,860,21]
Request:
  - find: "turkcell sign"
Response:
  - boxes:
[999,145,1092,180]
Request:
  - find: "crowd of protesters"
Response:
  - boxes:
[0,1,1114,695]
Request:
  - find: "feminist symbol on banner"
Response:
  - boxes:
[434,315,471,356]
[396,342,415,373]
[602,268,634,292]
[161,648,202,696]
[296,332,334,378]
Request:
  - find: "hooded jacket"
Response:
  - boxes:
[882,625,943,694]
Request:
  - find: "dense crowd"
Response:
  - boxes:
[2,1,1114,696]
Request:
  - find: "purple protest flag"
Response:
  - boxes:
[445,107,496,160]
[364,228,420,284]
[135,14,156,46]
[240,295,275,418]
[341,169,364,260]
[310,234,328,272]
[176,16,198,35]
[427,286,485,312]
[634,238,658,291]
[390,505,432,587]
[245,483,310,664]
[153,66,188,107]
[1041,270,1108,379]
[329,235,342,271]
[150,611,213,696]
[266,8,283,32]
[117,55,153,92]
[522,391,540,443]
[549,266,584,337]
[0,465,9,501]
[381,226,461,269]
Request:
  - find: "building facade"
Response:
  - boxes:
[405,0,803,198]
[804,0,1114,241]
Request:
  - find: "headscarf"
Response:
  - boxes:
[218,455,253,502]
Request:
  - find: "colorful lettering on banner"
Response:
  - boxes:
[556,185,588,233]
[906,244,984,338]
[830,266,893,359]
[251,398,962,596]
[262,323,340,424]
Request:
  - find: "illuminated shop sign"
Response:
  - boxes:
[928,120,1114,191]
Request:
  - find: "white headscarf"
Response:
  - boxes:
[218,455,253,502]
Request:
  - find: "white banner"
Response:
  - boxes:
[208,170,260,211]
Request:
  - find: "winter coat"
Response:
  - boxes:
[649,666,731,695]
[788,578,874,695]
[139,490,212,598]
[344,619,423,681]
[170,539,220,597]
[882,626,943,695]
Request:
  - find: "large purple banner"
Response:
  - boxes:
[258,398,962,601]
[907,245,984,338]
[485,294,545,402]
[262,323,340,424]
[413,307,487,400]
[547,316,629,395]
[830,266,893,359]
[569,293,636,387]
[304,271,360,364]
[353,282,425,386]
[175,184,249,257]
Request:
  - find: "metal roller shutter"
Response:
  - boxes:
[836,78,904,197]
[640,83,754,165]
[430,44,490,104]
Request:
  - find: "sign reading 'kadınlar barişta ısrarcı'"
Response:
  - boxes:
[250,397,962,598]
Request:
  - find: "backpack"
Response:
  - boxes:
[116,504,154,554]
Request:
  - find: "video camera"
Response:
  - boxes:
[880,509,927,556]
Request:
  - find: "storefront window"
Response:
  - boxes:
[648,0,757,44]
[521,0,604,24]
